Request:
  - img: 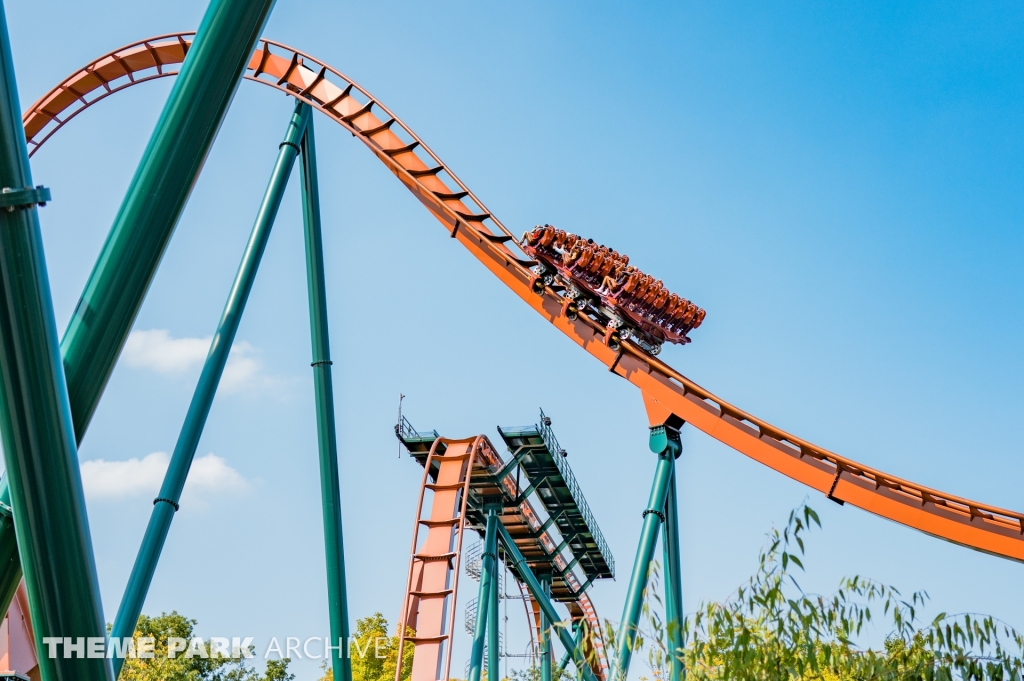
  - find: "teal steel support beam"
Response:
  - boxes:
[60,0,277,441]
[110,101,310,677]
[497,524,598,681]
[539,573,552,681]
[538,508,567,536]
[662,465,685,681]
[0,4,112,678]
[555,621,580,676]
[0,476,20,612]
[612,425,682,681]
[469,508,500,681]
[494,447,531,484]
[488,510,501,681]
[0,0,279,628]
[300,115,351,681]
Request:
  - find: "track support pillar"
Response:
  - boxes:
[300,114,352,681]
[488,517,501,681]
[0,477,20,614]
[555,620,580,676]
[110,101,311,677]
[469,505,500,681]
[0,4,112,678]
[539,571,552,681]
[662,452,685,681]
[0,0,281,623]
[612,423,681,681]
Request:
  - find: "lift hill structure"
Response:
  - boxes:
[395,410,614,681]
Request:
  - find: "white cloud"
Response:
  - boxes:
[80,452,169,501]
[80,452,248,506]
[123,329,268,393]
[220,341,263,393]
[183,453,248,496]
[123,329,209,373]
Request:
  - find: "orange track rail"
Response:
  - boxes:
[24,34,1024,564]
[397,437,482,681]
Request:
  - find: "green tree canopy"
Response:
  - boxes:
[607,504,1024,681]
[319,613,413,681]
[116,611,292,681]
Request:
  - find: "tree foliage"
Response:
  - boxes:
[117,611,292,681]
[319,612,414,681]
[601,504,1024,681]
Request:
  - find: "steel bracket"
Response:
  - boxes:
[0,186,50,211]
[649,424,682,459]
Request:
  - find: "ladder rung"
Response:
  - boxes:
[436,452,472,461]
[341,100,374,122]
[419,518,461,527]
[358,119,395,136]
[409,165,443,177]
[434,190,468,200]
[384,141,420,156]
[481,232,514,244]
[414,551,457,562]
[405,634,449,643]
[426,482,465,491]
[410,588,454,598]
[456,211,490,223]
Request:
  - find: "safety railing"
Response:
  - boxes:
[395,414,438,443]
[464,540,482,580]
[536,410,615,577]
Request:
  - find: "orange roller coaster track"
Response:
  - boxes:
[24,33,1024,565]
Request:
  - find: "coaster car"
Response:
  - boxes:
[521,224,705,356]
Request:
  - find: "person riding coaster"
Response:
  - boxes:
[521,224,706,351]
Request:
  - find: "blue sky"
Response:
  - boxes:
[7,0,1024,678]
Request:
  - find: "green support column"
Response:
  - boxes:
[469,507,500,681]
[555,621,579,676]
[110,101,311,677]
[61,0,277,441]
[299,116,351,681]
[662,465,684,681]
[488,529,501,681]
[613,425,681,681]
[539,573,552,681]
[0,0,280,623]
[497,524,598,681]
[0,3,112,679]
[0,476,20,612]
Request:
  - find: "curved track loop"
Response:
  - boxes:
[24,36,1024,564]
[397,436,480,681]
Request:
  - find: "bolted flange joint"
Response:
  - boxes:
[649,424,682,459]
[0,185,50,212]
[482,495,504,512]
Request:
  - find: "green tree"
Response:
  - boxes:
[319,613,414,681]
[596,504,1024,681]
[115,611,291,681]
